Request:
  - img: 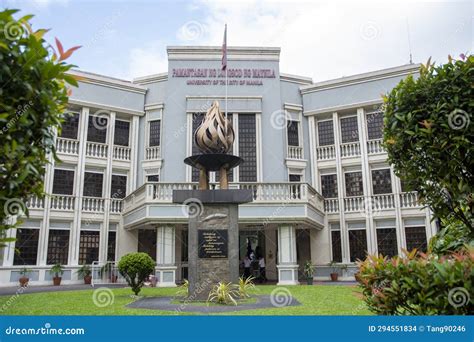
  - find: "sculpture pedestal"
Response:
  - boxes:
[173,189,252,301]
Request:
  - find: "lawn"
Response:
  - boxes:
[0,285,371,315]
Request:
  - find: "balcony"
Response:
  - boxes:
[316,145,335,160]
[122,182,325,229]
[145,146,161,160]
[324,198,339,213]
[287,146,304,160]
[56,137,79,155]
[25,195,123,214]
[367,139,384,154]
[400,192,420,208]
[86,142,108,159]
[340,142,360,158]
[113,145,131,161]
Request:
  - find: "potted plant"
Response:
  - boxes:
[77,265,92,285]
[303,260,315,285]
[100,263,118,283]
[329,260,340,281]
[18,268,31,287]
[50,264,64,286]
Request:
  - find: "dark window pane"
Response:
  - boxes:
[289,174,301,182]
[87,116,107,143]
[107,231,116,261]
[345,172,364,196]
[376,228,398,257]
[111,175,127,198]
[321,174,338,198]
[287,121,299,146]
[149,120,161,147]
[79,231,100,265]
[367,112,384,140]
[239,114,257,182]
[340,116,359,143]
[138,230,157,261]
[52,169,75,195]
[181,229,188,262]
[372,169,392,194]
[349,229,367,262]
[405,226,427,253]
[317,120,334,146]
[47,230,69,265]
[114,120,130,146]
[60,113,79,139]
[13,229,39,265]
[147,175,159,182]
[191,113,204,182]
[331,230,342,262]
[83,172,103,198]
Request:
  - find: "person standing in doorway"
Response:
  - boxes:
[258,256,266,283]
[243,255,252,279]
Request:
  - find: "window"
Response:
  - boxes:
[52,169,75,195]
[348,228,367,262]
[79,231,100,265]
[60,113,79,139]
[191,113,204,182]
[147,175,159,182]
[405,226,427,253]
[149,120,161,147]
[317,120,334,146]
[107,231,116,261]
[366,112,384,140]
[340,116,359,143]
[114,120,130,146]
[287,121,299,146]
[330,223,342,262]
[376,228,398,257]
[239,114,257,182]
[321,174,338,198]
[83,172,103,198]
[345,171,363,196]
[47,230,69,265]
[111,175,127,198]
[13,229,39,265]
[372,169,392,194]
[181,229,188,262]
[289,174,301,182]
[87,116,107,143]
[138,229,157,261]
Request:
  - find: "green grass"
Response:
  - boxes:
[0,285,371,315]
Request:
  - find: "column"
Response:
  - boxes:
[392,168,405,255]
[129,115,139,191]
[156,226,177,287]
[70,107,89,266]
[276,225,299,285]
[37,150,54,266]
[308,116,318,189]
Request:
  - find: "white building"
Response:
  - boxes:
[0,46,436,286]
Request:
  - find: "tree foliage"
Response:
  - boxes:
[383,55,473,234]
[0,9,79,245]
[117,253,155,295]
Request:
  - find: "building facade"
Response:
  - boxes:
[0,46,436,286]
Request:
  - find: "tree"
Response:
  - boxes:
[117,253,155,295]
[0,9,80,246]
[383,55,473,235]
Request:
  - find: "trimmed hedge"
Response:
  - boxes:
[117,253,155,295]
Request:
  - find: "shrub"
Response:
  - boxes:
[237,276,255,298]
[429,219,473,255]
[357,249,473,315]
[175,279,189,298]
[117,253,155,295]
[207,282,239,306]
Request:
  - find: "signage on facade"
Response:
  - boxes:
[198,229,228,258]
[172,68,276,86]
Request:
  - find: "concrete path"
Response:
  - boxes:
[0,284,127,296]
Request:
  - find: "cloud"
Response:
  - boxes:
[127,42,168,78]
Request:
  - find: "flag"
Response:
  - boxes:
[221,24,227,71]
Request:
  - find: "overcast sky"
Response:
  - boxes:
[2,0,472,82]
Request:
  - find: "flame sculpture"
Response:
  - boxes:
[194,100,234,154]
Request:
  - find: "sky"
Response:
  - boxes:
[2,0,472,82]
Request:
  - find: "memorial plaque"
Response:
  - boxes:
[198,229,228,258]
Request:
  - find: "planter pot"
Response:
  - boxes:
[53,276,62,286]
[330,273,339,282]
[83,275,92,285]
[19,276,29,287]
[306,277,313,285]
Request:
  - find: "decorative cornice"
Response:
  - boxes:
[280,73,312,85]
[167,46,280,61]
[68,70,147,94]
[67,99,145,116]
[144,102,164,111]
[133,73,168,85]
[303,99,383,116]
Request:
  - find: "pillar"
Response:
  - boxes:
[155,226,177,287]
[276,225,299,285]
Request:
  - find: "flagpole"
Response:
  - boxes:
[224,24,228,136]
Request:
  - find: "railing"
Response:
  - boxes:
[26,196,44,209]
[113,145,131,161]
[340,142,361,157]
[316,145,335,160]
[146,146,161,160]
[344,196,365,212]
[110,199,123,213]
[86,142,108,159]
[82,197,105,212]
[324,198,339,213]
[367,139,384,154]
[287,146,303,159]
[400,192,420,208]
[91,261,126,287]
[372,194,395,210]
[123,182,325,213]
[56,137,79,155]
[50,195,75,210]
